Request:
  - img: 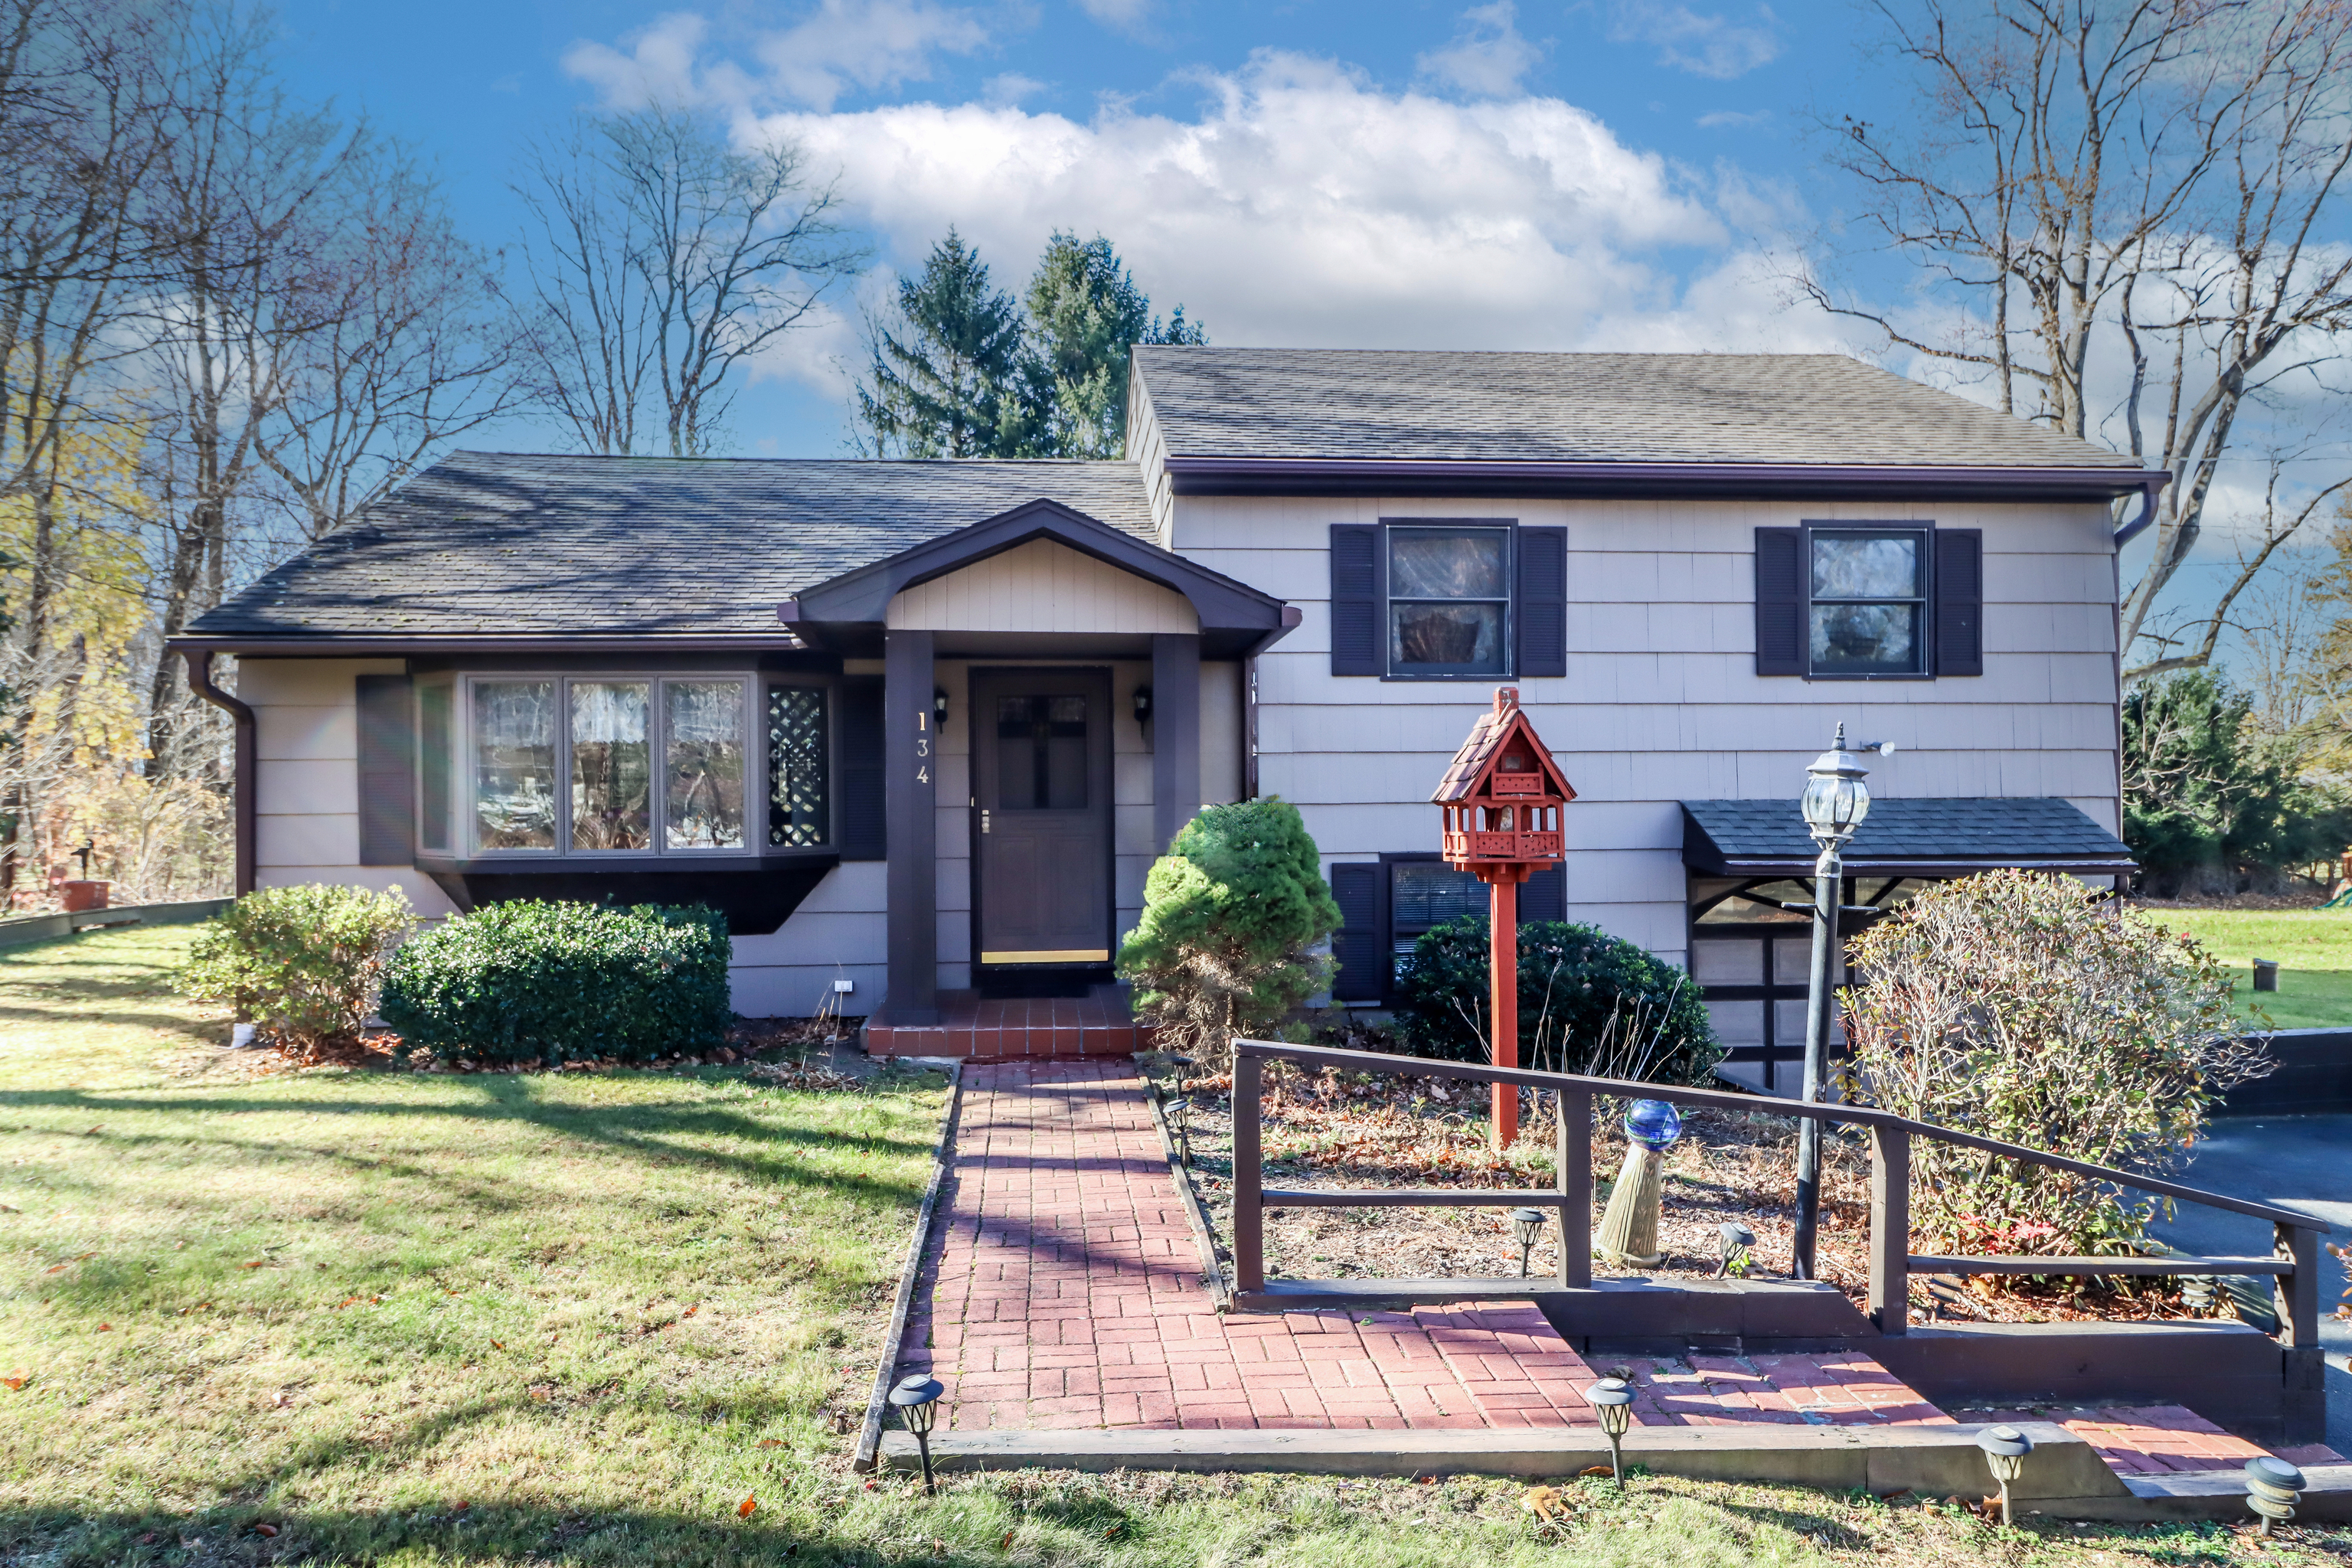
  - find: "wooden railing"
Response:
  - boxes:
[1228,1038,2324,1344]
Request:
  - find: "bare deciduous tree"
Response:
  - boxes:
[511,109,858,457]
[1799,0,2352,681]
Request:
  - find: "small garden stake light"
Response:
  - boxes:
[1715,1221,1756,1278]
[2246,1455,2304,1536]
[1976,1424,2031,1527]
[1165,1096,1193,1165]
[1431,688,1575,1148]
[1510,1207,1547,1278]
[1586,1377,1635,1481]
[888,1374,944,1492]
[1793,724,1890,1280]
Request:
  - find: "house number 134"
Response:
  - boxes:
[914,710,929,783]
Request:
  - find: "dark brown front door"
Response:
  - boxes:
[972,668,1112,966]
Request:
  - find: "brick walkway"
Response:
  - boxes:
[1965,1405,2344,1474]
[903,1060,1954,1433]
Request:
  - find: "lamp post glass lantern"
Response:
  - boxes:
[1586,1377,1635,1481]
[1510,1207,1547,1278]
[1793,724,1876,1282]
[888,1374,945,1491]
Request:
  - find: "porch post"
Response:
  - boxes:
[1151,632,1201,854]
[885,629,938,1024]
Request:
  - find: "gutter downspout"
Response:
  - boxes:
[2110,474,2167,548]
[185,648,255,897]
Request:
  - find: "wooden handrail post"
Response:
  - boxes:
[1559,1089,1591,1288]
[1868,1125,1909,1335]
[1234,1050,1264,1295]
[2278,1222,2319,1350]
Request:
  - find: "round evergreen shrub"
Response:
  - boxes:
[1394,916,1720,1085]
[177,883,415,1054]
[379,900,731,1065]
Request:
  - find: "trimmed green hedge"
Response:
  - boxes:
[380,901,731,1064]
[1394,916,1720,1085]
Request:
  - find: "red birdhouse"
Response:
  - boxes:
[1430,688,1576,1148]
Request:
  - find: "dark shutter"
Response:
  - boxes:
[1933,528,1984,677]
[354,674,414,867]
[1754,527,1805,676]
[1329,524,1383,676]
[1521,866,1565,924]
[1329,861,1387,1004]
[1515,526,1567,678]
[839,676,886,860]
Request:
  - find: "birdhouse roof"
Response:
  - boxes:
[1430,690,1575,803]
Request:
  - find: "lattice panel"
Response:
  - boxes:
[767,686,829,848]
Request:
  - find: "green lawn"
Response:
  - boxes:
[2,926,2344,1566]
[2132,906,2352,1029]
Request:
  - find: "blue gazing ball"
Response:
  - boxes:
[1624,1099,1682,1151]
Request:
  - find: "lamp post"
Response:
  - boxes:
[1977,1424,2032,1527]
[1510,1207,1547,1278]
[1586,1377,1635,1481]
[888,1374,945,1492]
[1792,724,1877,1282]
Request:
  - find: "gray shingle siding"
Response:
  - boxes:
[1131,348,2148,471]
[185,452,1156,642]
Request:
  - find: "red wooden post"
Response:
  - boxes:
[1490,872,1518,1145]
[1431,688,1573,1151]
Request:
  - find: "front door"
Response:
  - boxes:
[972,668,1113,968]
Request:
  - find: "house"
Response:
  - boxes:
[172,348,2149,1089]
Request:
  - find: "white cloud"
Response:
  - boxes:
[1606,0,1782,79]
[982,71,1047,105]
[1416,2,1544,98]
[1074,0,1155,35]
[737,49,1837,393]
[564,1,991,113]
[1697,108,1769,128]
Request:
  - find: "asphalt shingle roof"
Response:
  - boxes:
[1682,797,2135,874]
[186,452,1157,642]
[1133,348,2149,470]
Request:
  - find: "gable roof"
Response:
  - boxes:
[1431,690,1576,804]
[180,452,1157,649]
[1681,797,2135,877]
[1132,348,2157,502]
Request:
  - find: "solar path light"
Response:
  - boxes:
[1510,1207,1547,1278]
[888,1374,945,1492]
[1165,1096,1193,1166]
[1586,1377,1635,1482]
[1715,1221,1756,1278]
[2246,1456,2304,1536]
[1976,1424,2032,1527]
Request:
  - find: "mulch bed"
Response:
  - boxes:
[1164,1059,2204,1325]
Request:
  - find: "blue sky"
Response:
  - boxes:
[278,0,1890,459]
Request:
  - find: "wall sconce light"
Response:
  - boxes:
[1133,685,1152,724]
[933,688,949,727]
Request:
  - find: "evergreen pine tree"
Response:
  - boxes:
[1024,232,1205,459]
[854,230,1037,457]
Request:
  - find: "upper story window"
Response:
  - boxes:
[417,673,795,858]
[1809,528,1926,677]
[1389,525,1512,676]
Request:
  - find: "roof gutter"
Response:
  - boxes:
[183,649,255,897]
[1164,456,2166,503]
[165,634,805,657]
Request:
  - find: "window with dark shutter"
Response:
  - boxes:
[354,674,415,867]
[839,675,887,859]
[1933,528,1984,676]
[1328,524,1382,676]
[1515,526,1566,678]
[1329,861,1386,1004]
[1754,527,1805,676]
[1521,865,1565,923]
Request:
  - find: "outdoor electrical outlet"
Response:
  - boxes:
[834,979,856,994]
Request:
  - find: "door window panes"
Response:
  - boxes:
[1389,527,1509,675]
[418,681,452,853]
[1808,531,1925,675]
[665,681,746,849]
[474,681,557,851]
[767,685,829,848]
[996,695,1088,809]
[570,681,652,850]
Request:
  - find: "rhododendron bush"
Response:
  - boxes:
[1840,869,2272,1258]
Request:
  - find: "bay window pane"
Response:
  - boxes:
[417,682,452,852]
[571,681,651,851]
[473,681,556,851]
[767,685,829,847]
[666,681,745,849]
